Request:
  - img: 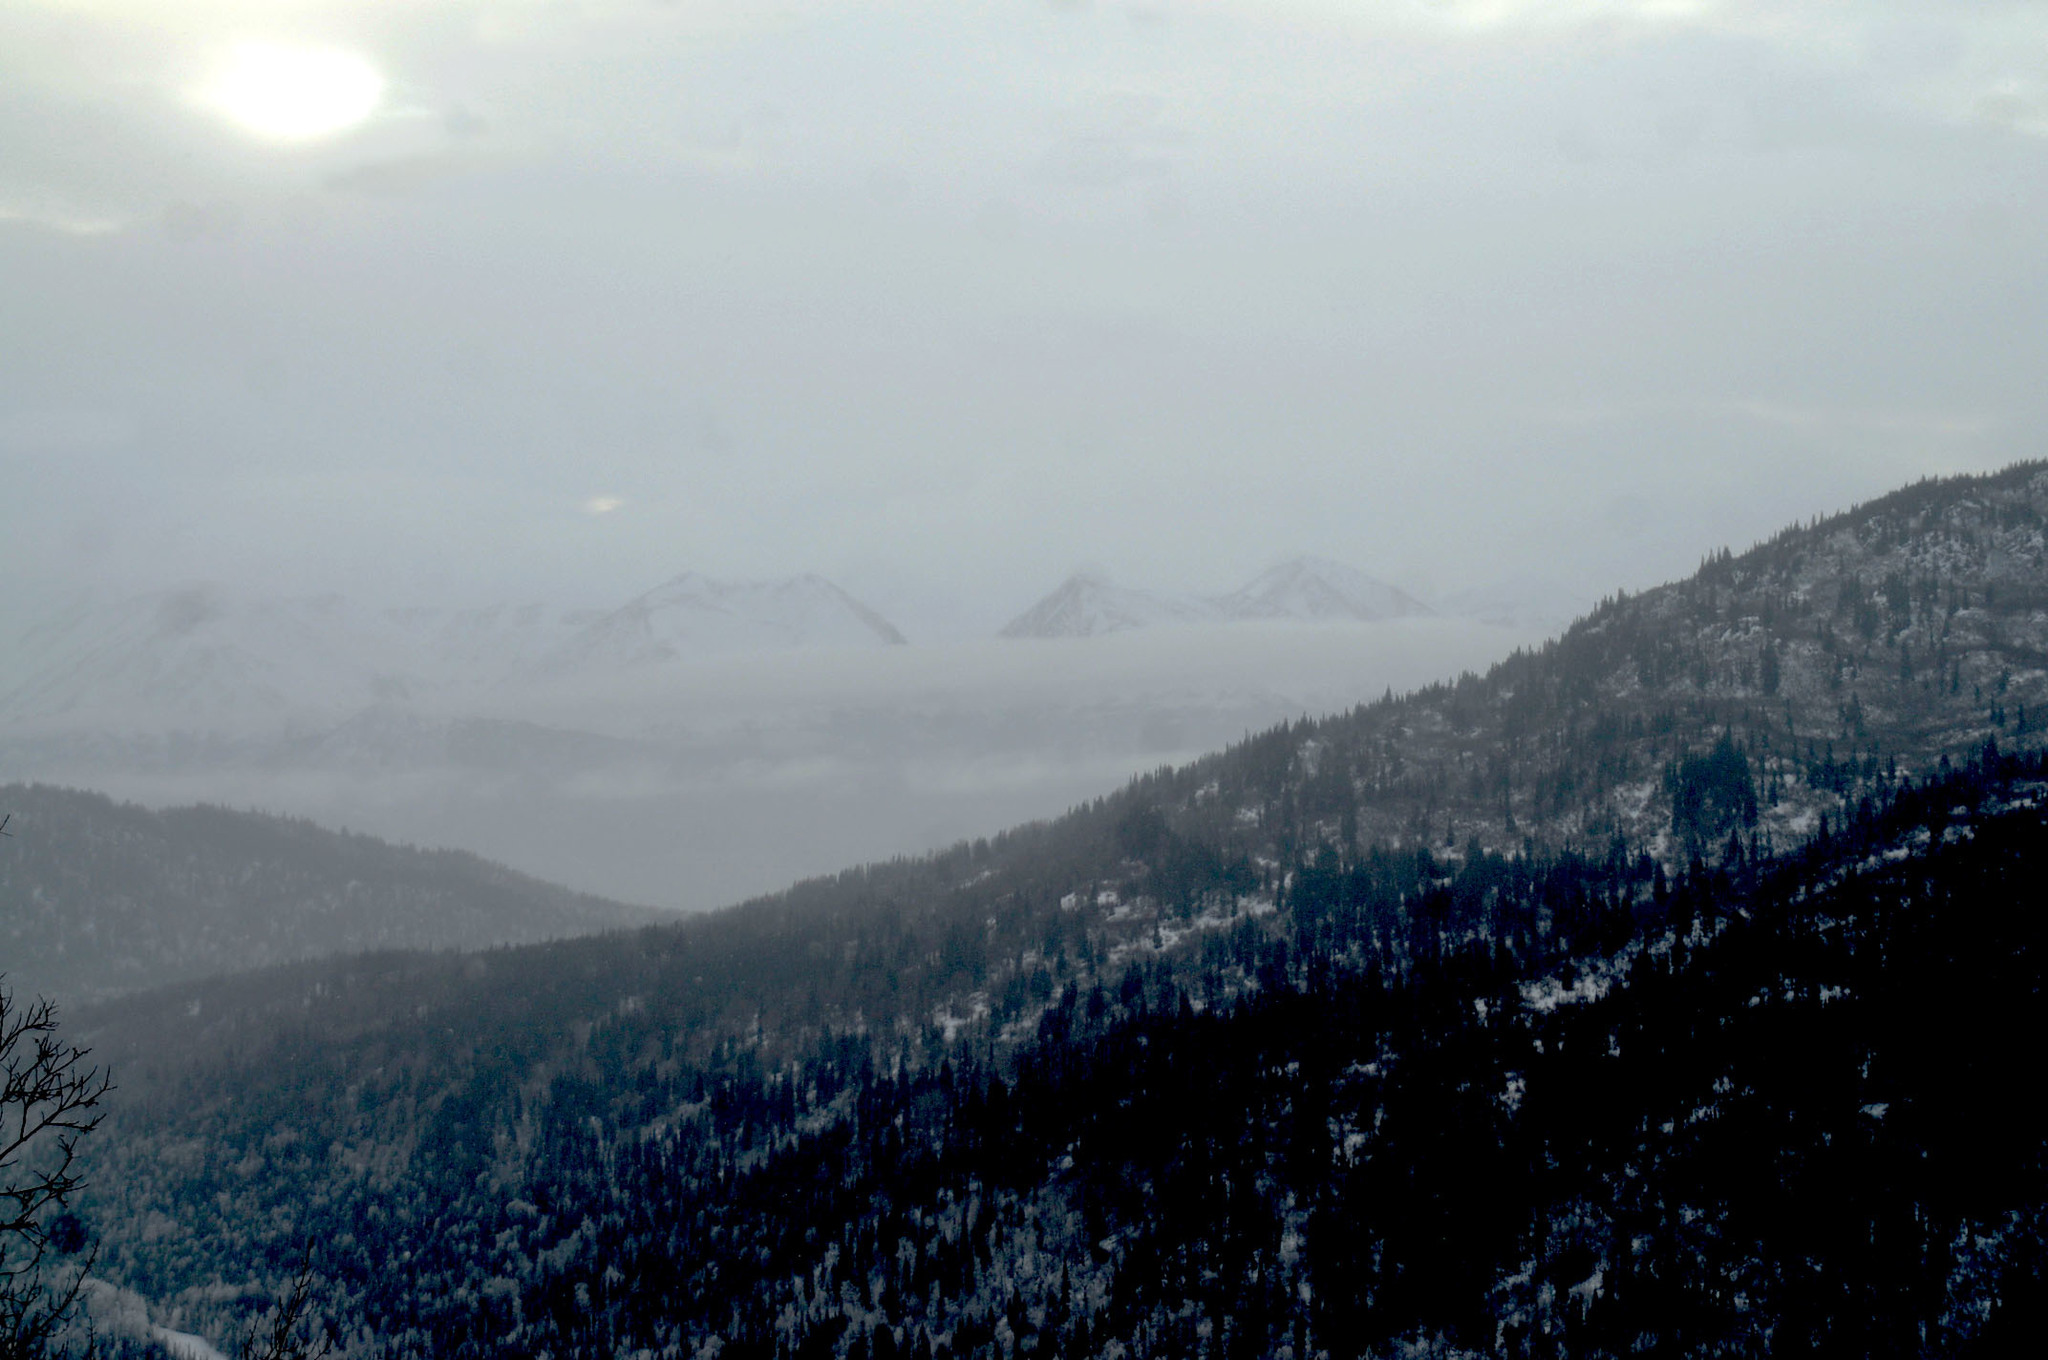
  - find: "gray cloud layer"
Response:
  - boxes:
[5,1,2045,637]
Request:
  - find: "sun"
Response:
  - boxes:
[201,41,385,142]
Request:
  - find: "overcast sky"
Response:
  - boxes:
[5,0,2045,638]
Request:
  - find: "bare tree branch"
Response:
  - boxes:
[236,1248,332,1360]
[1,976,112,1360]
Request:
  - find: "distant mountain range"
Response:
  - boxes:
[997,572,1217,638]
[0,572,910,732]
[534,572,907,677]
[1000,555,1520,638]
[0,560,1566,732]
[384,601,607,680]
[0,558,1565,909]
[0,587,414,730]
[1217,556,1431,621]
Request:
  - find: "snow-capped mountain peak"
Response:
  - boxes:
[0,572,911,731]
[1001,558,1431,639]
[383,602,605,681]
[999,573,1216,639]
[1214,556,1433,623]
[0,586,420,731]
[536,572,908,673]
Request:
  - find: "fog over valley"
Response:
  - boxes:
[6,0,2039,907]
[0,563,1547,907]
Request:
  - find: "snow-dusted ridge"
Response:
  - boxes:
[0,572,910,731]
[0,585,421,731]
[1001,556,1434,639]
[998,573,1215,639]
[1215,555,1433,623]
[535,571,907,676]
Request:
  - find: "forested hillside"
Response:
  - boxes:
[0,784,660,1004]
[73,749,2048,1358]
[75,465,2048,1073]
[40,463,2048,1356]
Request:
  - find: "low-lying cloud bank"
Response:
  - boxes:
[2,618,1537,909]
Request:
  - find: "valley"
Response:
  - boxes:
[2,565,1541,908]
[5,464,2045,1357]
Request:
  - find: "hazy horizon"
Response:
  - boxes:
[8,1,2044,639]
[8,0,2048,905]
[0,607,1542,908]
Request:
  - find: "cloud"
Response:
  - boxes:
[1723,400,1994,441]
[1037,133,1175,189]
[4,0,2046,625]
[0,408,138,453]
[0,203,122,236]
[323,153,472,197]
[1399,0,1723,33]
